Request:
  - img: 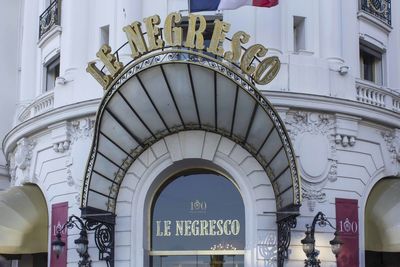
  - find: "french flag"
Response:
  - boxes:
[190,0,278,12]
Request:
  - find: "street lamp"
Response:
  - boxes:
[51,215,91,267]
[301,211,343,267]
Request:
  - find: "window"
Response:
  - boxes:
[44,56,60,92]
[293,16,306,52]
[100,25,110,46]
[150,171,245,267]
[360,43,383,85]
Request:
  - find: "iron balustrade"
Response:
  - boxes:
[360,0,391,25]
[39,0,61,39]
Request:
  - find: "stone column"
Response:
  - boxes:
[319,0,343,64]
[60,0,90,76]
[19,0,39,103]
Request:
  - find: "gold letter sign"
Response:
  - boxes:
[87,12,280,90]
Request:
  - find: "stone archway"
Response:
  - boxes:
[114,131,277,266]
[80,50,301,267]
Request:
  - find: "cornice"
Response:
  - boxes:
[3,92,400,157]
[264,91,400,129]
[3,98,101,156]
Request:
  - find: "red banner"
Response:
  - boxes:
[50,202,68,267]
[335,198,359,267]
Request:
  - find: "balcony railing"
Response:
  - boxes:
[360,0,391,25]
[356,79,400,113]
[39,0,61,39]
[18,91,55,123]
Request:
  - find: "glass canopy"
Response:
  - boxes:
[81,50,301,217]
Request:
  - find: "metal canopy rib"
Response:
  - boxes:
[81,50,301,216]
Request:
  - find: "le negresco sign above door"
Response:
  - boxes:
[86,12,280,89]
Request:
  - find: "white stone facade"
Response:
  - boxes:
[1,0,400,267]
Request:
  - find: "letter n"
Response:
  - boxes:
[123,21,148,59]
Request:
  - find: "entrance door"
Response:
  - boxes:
[150,171,245,267]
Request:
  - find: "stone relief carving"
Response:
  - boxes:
[70,118,96,143]
[66,117,96,204]
[381,129,400,164]
[8,154,16,185]
[335,134,356,147]
[51,122,72,153]
[53,140,71,153]
[302,188,327,212]
[9,138,36,185]
[285,111,337,211]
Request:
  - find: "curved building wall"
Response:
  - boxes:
[1,0,400,267]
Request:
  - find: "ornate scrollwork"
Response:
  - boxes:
[361,0,391,25]
[367,0,388,14]
[277,216,297,267]
[39,0,60,39]
[85,220,114,266]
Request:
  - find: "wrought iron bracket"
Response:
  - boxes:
[277,213,298,267]
[81,207,116,267]
[84,219,114,267]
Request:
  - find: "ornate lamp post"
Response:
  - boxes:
[51,215,91,267]
[301,211,343,267]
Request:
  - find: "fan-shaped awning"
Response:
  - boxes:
[81,50,301,217]
[0,184,48,254]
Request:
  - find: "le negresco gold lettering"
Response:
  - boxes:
[156,219,240,237]
[87,12,280,89]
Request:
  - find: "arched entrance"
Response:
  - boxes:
[365,177,400,267]
[150,170,245,266]
[0,184,48,266]
[80,14,301,266]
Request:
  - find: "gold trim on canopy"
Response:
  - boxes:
[81,50,301,217]
[0,184,48,254]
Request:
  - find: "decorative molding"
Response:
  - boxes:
[286,112,334,140]
[286,111,337,186]
[65,117,96,205]
[328,161,338,182]
[302,187,327,212]
[70,117,96,142]
[335,134,356,147]
[4,98,100,157]
[14,138,34,170]
[381,129,400,163]
[10,138,36,184]
[50,121,72,153]
[8,154,16,185]
[263,91,400,130]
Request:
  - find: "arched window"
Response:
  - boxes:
[150,170,245,266]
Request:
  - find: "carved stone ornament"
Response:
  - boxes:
[66,117,96,205]
[302,186,327,212]
[285,111,338,185]
[15,138,34,170]
[12,138,36,184]
[285,111,337,211]
[8,154,16,185]
[70,117,96,143]
[381,129,400,163]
